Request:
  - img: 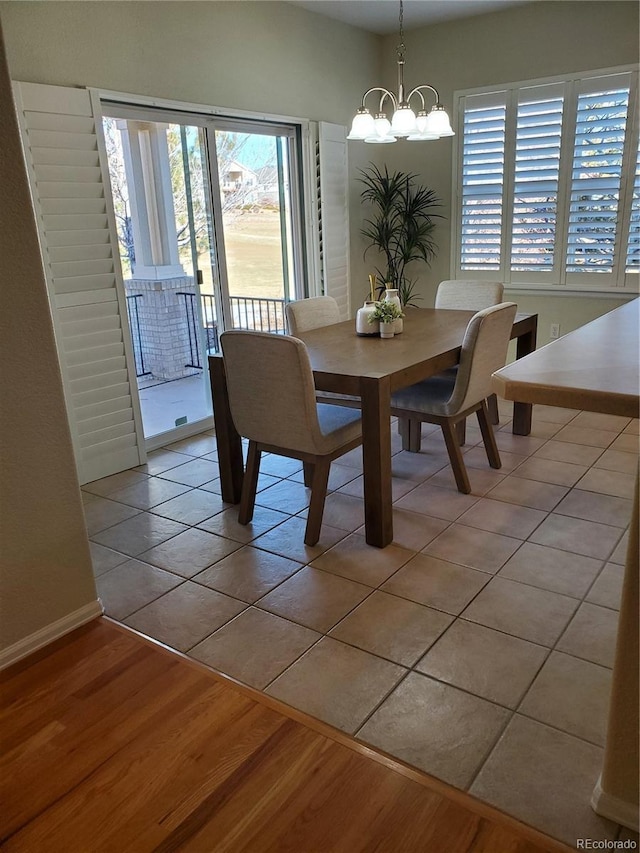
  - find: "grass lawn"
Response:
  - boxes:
[198,210,286,300]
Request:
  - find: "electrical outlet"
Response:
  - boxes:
[550,323,560,339]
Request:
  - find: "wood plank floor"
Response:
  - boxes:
[0,619,572,852]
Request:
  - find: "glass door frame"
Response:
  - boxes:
[100,102,218,450]
[203,116,308,333]
[99,98,312,450]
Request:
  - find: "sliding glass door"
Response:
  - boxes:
[206,120,305,336]
[102,106,306,445]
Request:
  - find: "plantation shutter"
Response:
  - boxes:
[458,91,507,274]
[13,81,145,485]
[317,122,350,319]
[625,138,640,274]
[565,73,631,281]
[510,84,564,281]
[453,66,638,292]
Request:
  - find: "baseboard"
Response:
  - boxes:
[591,775,640,831]
[0,600,104,671]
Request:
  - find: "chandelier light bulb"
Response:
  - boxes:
[424,104,455,137]
[374,114,392,137]
[347,108,375,140]
[390,105,417,137]
[409,111,439,140]
[364,113,395,143]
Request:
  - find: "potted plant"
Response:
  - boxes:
[368,300,404,339]
[360,164,442,307]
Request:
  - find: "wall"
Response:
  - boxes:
[0,28,98,655]
[373,1,639,344]
[0,0,381,306]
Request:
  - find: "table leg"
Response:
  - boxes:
[209,355,243,504]
[512,317,537,435]
[398,416,422,452]
[360,375,393,548]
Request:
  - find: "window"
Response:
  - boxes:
[454,68,639,292]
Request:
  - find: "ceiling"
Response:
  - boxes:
[291,0,534,34]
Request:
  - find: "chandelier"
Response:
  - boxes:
[347,0,455,143]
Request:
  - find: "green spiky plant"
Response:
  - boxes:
[360,164,442,307]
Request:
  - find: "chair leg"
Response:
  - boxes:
[304,458,331,546]
[455,418,467,445]
[477,402,502,469]
[441,421,471,494]
[303,461,314,487]
[238,440,261,524]
[399,416,422,452]
[487,393,500,425]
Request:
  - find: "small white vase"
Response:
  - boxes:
[379,321,395,339]
[384,288,403,333]
[355,301,379,335]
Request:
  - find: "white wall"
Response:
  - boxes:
[368,0,639,343]
[0,28,98,655]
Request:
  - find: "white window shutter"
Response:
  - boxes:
[510,83,564,277]
[13,81,145,484]
[625,138,640,274]
[566,74,631,278]
[317,122,350,319]
[459,92,507,273]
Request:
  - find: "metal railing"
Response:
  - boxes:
[200,294,220,355]
[230,295,287,334]
[198,293,287,361]
[177,292,204,369]
[125,294,150,377]
[129,292,287,379]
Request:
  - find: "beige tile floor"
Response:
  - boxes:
[85,402,639,847]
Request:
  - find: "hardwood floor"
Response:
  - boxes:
[0,619,572,852]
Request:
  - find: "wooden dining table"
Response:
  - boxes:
[209,306,538,548]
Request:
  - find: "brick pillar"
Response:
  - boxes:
[125,277,201,380]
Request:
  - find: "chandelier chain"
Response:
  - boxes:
[396,0,405,62]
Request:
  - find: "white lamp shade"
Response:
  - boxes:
[390,106,417,137]
[374,115,392,138]
[409,111,439,141]
[347,110,375,140]
[364,135,396,144]
[423,105,455,137]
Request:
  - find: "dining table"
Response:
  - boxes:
[209,306,538,549]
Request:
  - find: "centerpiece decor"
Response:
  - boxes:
[383,287,403,333]
[368,300,404,339]
[360,164,441,308]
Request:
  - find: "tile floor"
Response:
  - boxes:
[84,402,639,847]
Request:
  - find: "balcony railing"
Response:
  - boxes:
[126,294,150,378]
[177,292,205,369]
[230,295,286,335]
[127,292,287,380]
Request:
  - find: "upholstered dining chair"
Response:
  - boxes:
[220,330,362,545]
[285,296,341,336]
[434,279,506,430]
[391,302,517,494]
[285,296,360,411]
[435,280,504,311]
